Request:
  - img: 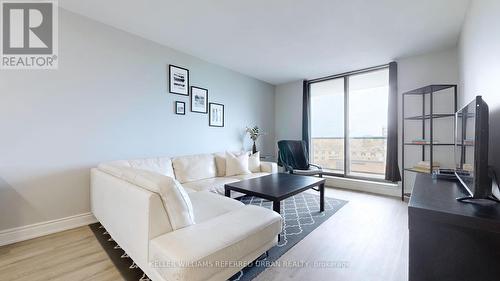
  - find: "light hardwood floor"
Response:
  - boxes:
[0,187,408,281]
[255,188,409,281]
[0,226,124,281]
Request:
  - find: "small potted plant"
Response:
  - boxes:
[246,126,265,154]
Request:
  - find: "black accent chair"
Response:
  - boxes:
[277,140,323,177]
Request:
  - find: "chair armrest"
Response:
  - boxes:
[260,161,278,173]
[310,163,323,170]
[279,161,294,173]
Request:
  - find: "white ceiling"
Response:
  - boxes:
[60,0,470,85]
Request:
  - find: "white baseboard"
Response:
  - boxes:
[0,213,97,247]
[325,176,400,197]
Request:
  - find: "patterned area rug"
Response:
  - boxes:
[90,192,347,281]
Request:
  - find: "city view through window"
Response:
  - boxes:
[310,68,389,178]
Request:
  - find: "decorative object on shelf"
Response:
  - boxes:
[432,168,456,180]
[190,86,208,113]
[463,139,474,146]
[169,64,189,96]
[246,126,265,154]
[401,84,457,201]
[209,103,224,127]
[174,101,185,115]
[411,161,440,173]
[411,139,440,145]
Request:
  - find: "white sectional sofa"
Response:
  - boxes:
[91,152,281,281]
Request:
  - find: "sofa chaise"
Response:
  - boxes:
[91,152,282,281]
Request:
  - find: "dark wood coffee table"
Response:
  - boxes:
[225,173,326,241]
[224,173,326,214]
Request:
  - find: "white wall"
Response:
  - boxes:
[273,48,459,194]
[458,0,500,177]
[0,9,275,232]
[274,81,303,148]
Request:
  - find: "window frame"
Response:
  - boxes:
[307,64,390,183]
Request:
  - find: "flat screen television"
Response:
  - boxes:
[454,96,493,200]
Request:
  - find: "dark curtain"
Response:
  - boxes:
[385,62,402,182]
[302,80,310,152]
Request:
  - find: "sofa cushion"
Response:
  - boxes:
[182,187,197,193]
[248,151,261,173]
[214,151,246,177]
[98,164,194,230]
[225,151,251,176]
[172,154,217,183]
[149,205,282,281]
[260,161,278,173]
[182,177,240,193]
[214,152,226,177]
[105,157,175,178]
[188,191,244,223]
[228,172,270,181]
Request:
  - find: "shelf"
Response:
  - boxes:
[403,84,456,95]
[457,112,475,118]
[404,168,433,174]
[401,83,458,201]
[404,143,454,146]
[404,114,455,120]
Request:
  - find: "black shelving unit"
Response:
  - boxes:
[401,84,457,201]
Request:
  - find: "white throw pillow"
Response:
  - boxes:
[248,151,261,173]
[225,151,251,176]
[135,173,195,230]
[98,164,195,230]
[214,152,226,177]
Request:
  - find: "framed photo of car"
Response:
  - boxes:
[169,64,189,96]
[190,86,208,113]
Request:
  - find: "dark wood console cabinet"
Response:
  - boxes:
[408,174,500,281]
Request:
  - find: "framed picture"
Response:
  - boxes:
[190,86,208,113]
[175,101,186,115]
[169,64,189,95]
[209,103,224,127]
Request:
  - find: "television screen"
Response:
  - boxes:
[455,100,476,195]
[455,96,489,198]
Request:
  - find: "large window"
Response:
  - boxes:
[310,67,389,179]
